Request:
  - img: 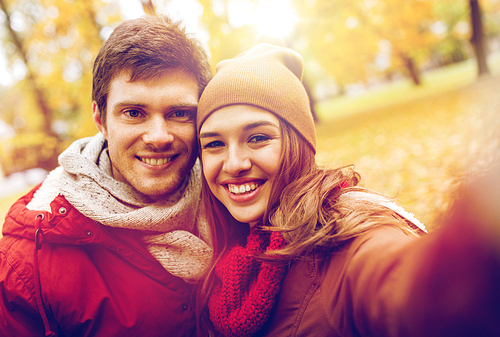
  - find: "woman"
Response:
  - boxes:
[196,44,500,337]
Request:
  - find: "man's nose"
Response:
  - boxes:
[143,116,175,149]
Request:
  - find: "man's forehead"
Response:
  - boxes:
[107,68,199,110]
[114,67,197,85]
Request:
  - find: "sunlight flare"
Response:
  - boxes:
[227,0,299,39]
[255,0,298,39]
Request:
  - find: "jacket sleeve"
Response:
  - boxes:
[321,177,500,336]
[0,236,48,336]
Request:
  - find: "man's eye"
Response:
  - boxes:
[172,110,193,119]
[202,140,224,149]
[125,110,141,118]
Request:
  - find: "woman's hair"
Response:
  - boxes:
[263,121,419,259]
[197,115,420,333]
[201,117,420,264]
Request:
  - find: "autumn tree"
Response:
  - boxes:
[198,0,321,121]
[0,0,60,170]
[293,0,437,87]
[0,0,121,173]
[198,0,259,72]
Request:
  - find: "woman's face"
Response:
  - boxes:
[200,105,282,225]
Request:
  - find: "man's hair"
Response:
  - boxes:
[92,15,212,124]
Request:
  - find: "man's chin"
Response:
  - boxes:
[135,179,185,202]
[124,161,195,201]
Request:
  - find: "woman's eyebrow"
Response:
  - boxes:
[199,120,278,138]
[243,120,279,131]
[199,131,220,138]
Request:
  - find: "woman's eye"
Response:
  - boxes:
[125,110,141,118]
[202,140,225,149]
[249,135,271,143]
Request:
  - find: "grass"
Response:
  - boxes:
[316,52,500,122]
[1,54,500,233]
[315,54,500,230]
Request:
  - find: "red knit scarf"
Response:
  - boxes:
[208,227,287,337]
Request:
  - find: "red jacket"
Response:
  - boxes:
[0,185,196,336]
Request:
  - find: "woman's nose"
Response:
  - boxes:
[223,146,251,176]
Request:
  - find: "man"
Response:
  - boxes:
[0,15,212,336]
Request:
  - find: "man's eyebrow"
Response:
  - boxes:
[111,102,198,110]
[170,103,198,110]
[112,101,147,109]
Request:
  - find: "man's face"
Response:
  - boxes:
[93,68,199,202]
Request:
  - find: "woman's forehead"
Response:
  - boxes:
[201,105,280,131]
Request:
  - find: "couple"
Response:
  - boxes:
[1,15,499,337]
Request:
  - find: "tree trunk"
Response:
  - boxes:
[469,0,490,77]
[401,54,421,86]
[0,0,60,170]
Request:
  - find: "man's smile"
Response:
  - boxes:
[138,156,177,166]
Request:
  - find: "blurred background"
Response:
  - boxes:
[0,0,499,230]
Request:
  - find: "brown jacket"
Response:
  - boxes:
[257,215,500,336]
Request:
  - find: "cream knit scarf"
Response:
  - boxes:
[28,133,212,282]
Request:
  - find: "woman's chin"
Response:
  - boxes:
[231,213,263,226]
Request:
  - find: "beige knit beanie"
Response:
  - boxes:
[197,43,316,152]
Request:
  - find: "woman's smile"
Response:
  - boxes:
[227,181,262,195]
[225,180,265,204]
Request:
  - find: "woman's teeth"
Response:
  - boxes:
[228,182,260,195]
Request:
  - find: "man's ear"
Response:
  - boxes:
[92,102,108,139]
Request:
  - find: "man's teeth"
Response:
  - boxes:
[228,182,260,195]
[140,157,171,166]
